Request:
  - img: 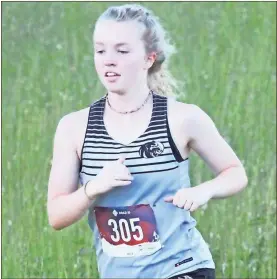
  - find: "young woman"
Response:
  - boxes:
[47,4,248,279]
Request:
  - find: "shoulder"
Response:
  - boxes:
[58,95,105,129]
[168,97,209,122]
[54,107,91,153]
[167,98,217,138]
[57,107,90,133]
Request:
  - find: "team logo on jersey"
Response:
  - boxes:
[139,141,164,158]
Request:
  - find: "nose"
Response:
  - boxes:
[104,60,117,67]
[104,53,117,67]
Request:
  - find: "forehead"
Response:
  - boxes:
[93,19,145,45]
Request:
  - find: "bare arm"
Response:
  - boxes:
[47,114,99,230]
[187,105,248,199]
[47,113,133,230]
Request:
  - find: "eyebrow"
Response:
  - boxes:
[94,42,129,47]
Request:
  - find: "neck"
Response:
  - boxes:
[107,84,151,112]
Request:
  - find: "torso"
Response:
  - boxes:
[75,94,216,276]
[72,95,191,162]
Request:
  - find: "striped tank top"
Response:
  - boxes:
[79,92,215,278]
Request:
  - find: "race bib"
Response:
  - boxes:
[94,204,162,257]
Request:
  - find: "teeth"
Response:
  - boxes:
[106,72,117,77]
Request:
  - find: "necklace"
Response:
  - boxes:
[106,90,153,114]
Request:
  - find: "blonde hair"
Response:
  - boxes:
[96,4,183,98]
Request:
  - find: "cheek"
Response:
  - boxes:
[94,56,102,74]
[123,55,146,73]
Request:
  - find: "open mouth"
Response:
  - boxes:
[104,71,121,83]
[105,72,121,77]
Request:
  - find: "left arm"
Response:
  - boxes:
[187,105,248,199]
[164,104,248,211]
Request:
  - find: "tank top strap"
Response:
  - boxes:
[84,96,106,136]
[144,92,168,134]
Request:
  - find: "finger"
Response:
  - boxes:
[176,197,185,208]
[114,166,132,178]
[183,200,193,211]
[122,165,131,176]
[189,202,198,212]
[164,196,174,202]
[173,195,181,207]
[114,175,134,181]
[113,180,132,187]
[116,166,132,178]
[117,156,126,164]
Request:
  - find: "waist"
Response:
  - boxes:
[92,225,215,278]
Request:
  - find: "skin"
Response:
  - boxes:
[47,19,248,230]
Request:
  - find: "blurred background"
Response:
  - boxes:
[2,2,276,278]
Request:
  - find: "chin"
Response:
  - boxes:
[106,85,126,95]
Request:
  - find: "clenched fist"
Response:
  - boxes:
[86,156,133,197]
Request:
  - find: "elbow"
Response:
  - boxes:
[49,220,64,231]
[48,215,65,231]
[47,204,66,231]
[226,165,248,193]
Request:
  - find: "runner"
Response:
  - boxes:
[47,4,248,279]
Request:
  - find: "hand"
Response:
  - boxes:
[87,156,133,196]
[164,186,212,212]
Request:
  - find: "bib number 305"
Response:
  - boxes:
[94,204,162,257]
[108,217,143,242]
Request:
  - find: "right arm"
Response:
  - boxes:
[47,114,133,230]
[47,115,99,230]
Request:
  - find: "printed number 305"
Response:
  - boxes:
[108,217,144,242]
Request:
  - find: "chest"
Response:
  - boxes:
[76,100,190,160]
[103,106,153,146]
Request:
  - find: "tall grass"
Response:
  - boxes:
[2,2,276,278]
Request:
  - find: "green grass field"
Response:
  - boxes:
[2,2,276,278]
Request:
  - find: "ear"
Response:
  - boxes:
[144,52,157,70]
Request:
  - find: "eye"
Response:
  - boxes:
[95,50,105,54]
[118,50,129,54]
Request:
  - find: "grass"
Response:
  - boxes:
[2,2,276,278]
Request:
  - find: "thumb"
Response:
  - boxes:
[164,196,174,202]
[117,156,126,164]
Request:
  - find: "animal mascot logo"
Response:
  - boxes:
[139,141,164,158]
